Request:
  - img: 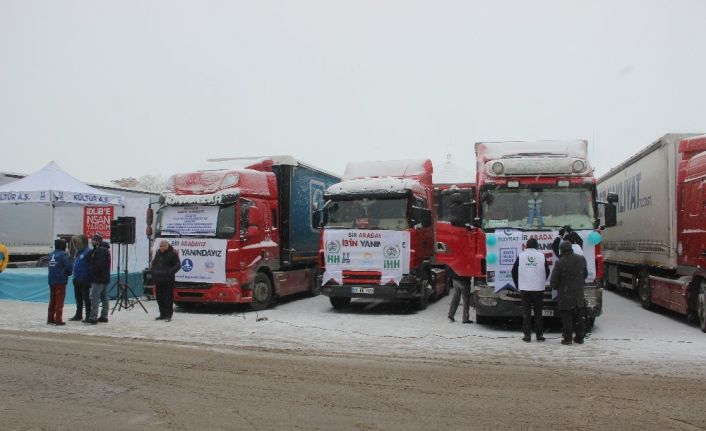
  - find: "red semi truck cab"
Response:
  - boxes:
[318,159,440,309]
[145,156,340,310]
[473,141,611,325]
[433,182,486,281]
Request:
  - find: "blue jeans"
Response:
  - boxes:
[89,283,109,320]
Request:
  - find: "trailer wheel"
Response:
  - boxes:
[698,281,706,333]
[638,270,652,310]
[251,273,274,311]
[330,297,351,309]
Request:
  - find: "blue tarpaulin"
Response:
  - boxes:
[0,268,143,303]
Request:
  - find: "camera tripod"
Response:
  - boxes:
[110,242,148,314]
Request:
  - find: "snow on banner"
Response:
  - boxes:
[322,229,410,285]
[159,238,227,284]
[83,206,114,239]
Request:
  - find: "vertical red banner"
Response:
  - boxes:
[83,206,114,239]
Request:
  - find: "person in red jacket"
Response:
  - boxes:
[47,239,73,325]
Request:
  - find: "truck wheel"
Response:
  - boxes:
[310,267,321,297]
[251,273,274,311]
[413,280,430,310]
[330,297,351,309]
[638,270,652,310]
[698,281,706,333]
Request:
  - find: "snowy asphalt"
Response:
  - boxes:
[1,290,704,377]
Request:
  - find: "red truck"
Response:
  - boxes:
[473,140,616,326]
[433,177,486,295]
[598,133,706,332]
[145,156,340,310]
[317,159,484,309]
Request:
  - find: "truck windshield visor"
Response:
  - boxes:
[325,198,409,230]
[482,187,594,230]
[156,204,236,238]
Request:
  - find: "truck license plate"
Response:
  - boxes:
[351,287,374,294]
[542,309,554,317]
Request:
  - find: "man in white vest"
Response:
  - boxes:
[511,238,551,342]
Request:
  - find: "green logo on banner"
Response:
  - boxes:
[384,260,400,269]
[327,255,340,264]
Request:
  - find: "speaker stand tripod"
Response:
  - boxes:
[110,243,148,314]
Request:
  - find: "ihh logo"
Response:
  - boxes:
[182,258,194,272]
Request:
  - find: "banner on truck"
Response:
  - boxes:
[322,229,410,285]
[485,229,596,293]
[83,206,114,240]
[161,206,220,236]
[158,237,227,283]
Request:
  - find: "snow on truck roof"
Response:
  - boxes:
[201,155,339,179]
[342,159,432,180]
[326,177,427,197]
[475,140,588,163]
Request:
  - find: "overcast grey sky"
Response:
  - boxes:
[1,0,705,184]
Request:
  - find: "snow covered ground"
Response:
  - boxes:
[1,290,704,377]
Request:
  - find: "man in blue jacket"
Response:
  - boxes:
[85,234,111,324]
[69,235,92,321]
[48,239,73,325]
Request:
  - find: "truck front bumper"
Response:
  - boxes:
[320,283,422,300]
[473,286,603,318]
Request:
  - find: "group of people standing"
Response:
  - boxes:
[447,227,589,346]
[47,234,111,325]
[46,237,182,325]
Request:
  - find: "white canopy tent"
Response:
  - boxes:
[0,161,125,248]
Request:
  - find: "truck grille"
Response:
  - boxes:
[342,270,381,285]
[174,282,211,289]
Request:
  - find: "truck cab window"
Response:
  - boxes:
[240,200,253,235]
[216,204,236,237]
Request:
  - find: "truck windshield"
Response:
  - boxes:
[155,204,237,238]
[482,187,595,230]
[325,198,409,230]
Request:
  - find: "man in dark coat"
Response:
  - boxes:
[86,234,111,324]
[151,240,182,322]
[69,235,91,321]
[550,240,588,345]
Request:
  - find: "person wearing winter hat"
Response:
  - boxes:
[47,239,74,325]
[85,234,111,324]
[550,240,588,345]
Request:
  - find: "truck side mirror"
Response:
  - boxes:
[412,207,432,228]
[604,203,617,228]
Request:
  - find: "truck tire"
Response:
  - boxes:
[698,281,706,333]
[413,280,430,310]
[310,267,321,297]
[251,273,274,311]
[638,269,652,310]
[330,296,351,309]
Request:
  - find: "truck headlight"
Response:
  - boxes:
[226,278,239,287]
[479,297,498,307]
[491,161,504,175]
[572,159,586,173]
